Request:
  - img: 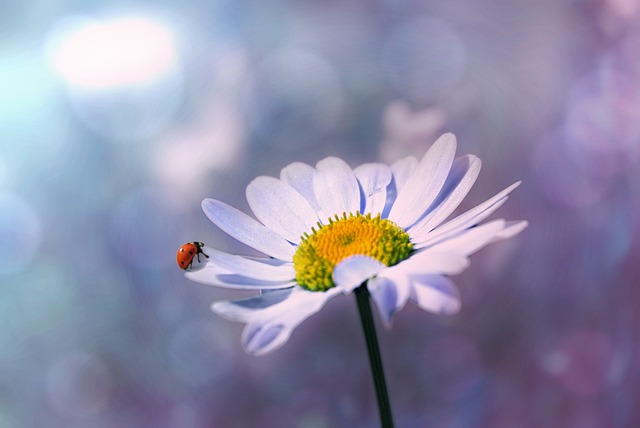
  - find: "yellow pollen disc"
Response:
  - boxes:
[293,212,413,292]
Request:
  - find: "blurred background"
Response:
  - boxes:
[1,0,639,426]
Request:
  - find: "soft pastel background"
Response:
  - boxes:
[2,0,640,427]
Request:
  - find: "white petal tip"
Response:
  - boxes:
[497,220,528,240]
[243,324,287,356]
[333,256,386,293]
[380,311,396,328]
[210,301,242,321]
[411,276,461,314]
[427,133,457,157]
[461,154,481,168]
[381,319,394,330]
[201,198,216,210]
[439,301,461,315]
[435,132,457,147]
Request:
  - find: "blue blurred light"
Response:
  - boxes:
[241,49,344,147]
[109,186,186,270]
[65,75,184,142]
[46,352,112,420]
[167,319,235,388]
[0,50,57,129]
[531,130,612,208]
[382,18,467,102]
[0,193,41,276]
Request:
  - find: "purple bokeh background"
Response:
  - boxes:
[1,0,640,426]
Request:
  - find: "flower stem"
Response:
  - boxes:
[354,283,394,428]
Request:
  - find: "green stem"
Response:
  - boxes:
[354,283,394,428]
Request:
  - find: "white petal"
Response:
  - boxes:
[313,157,360,219]
[388,133,458,228]
[211,288,294,323]
[280,162,323,214]
[386,251,470,276]
[382,156,418,218]
[246,176,319,243]
[419,219,507,256]
[412,181,521,246]
[354,163,392,215]
[410,275,460,315]
[408,155,481,235]
[490,220,528,242]
[390,156,419,193]
[332,256,386,293]
[187,264,296,290]
[376,269,411,314]
[243,323,288,355]
[368,276,400,327]
[239,288,341,355]
[204,248,295,281]
[202,199,295,261]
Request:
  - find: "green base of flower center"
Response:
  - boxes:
[293,212,412,291]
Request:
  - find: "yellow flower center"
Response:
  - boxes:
[293,213,413,291]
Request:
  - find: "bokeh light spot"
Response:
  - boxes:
[154,102,246,196]
[542,330,617,397]
[45,15,184,142]
[46,16,178,90]
[565,70,640,168]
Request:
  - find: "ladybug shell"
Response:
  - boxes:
[177,242,199,270]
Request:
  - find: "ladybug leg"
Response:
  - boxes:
[196,249,210,263]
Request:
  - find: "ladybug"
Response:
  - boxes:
[176,242,209,270]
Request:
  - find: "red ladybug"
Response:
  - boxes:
[176,242,209,270]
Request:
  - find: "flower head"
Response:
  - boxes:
[185,133,527,355]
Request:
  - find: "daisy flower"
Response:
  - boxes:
[184,133,527,356]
